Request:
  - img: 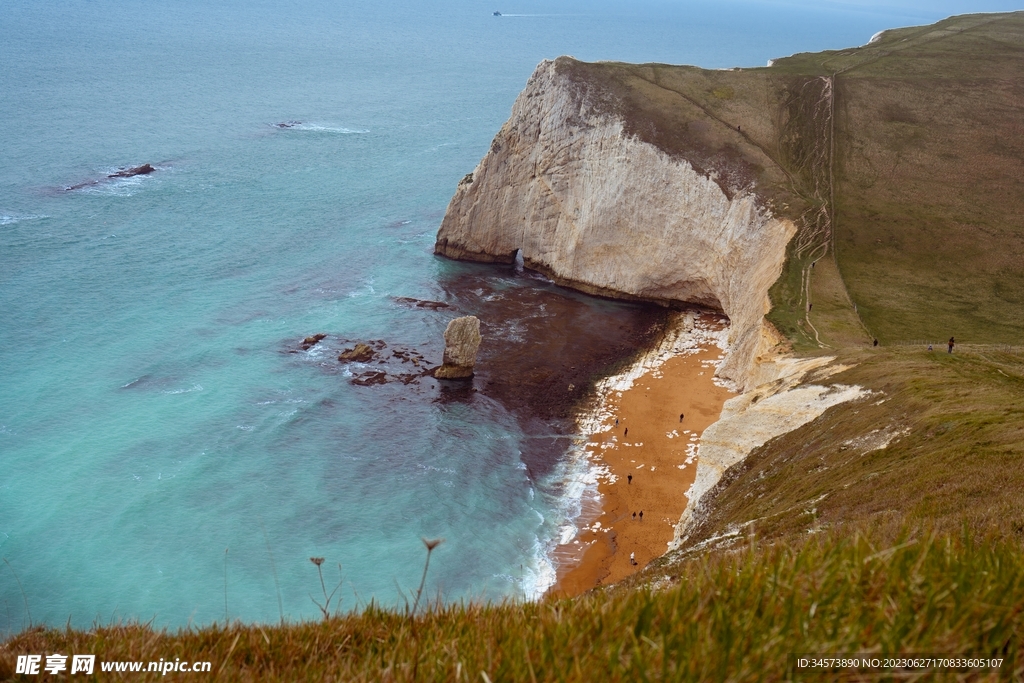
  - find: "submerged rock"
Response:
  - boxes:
[351,371,388,386]
[108,164,155,178]
[393,296,451,310]
[434,316,482,380]
[64,163,157,191]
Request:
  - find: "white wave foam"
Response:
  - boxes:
[79,175,146,197]
[283,123,370,134]
[525,429,610,598]
[519,534,559,601]
[1,213,48,226]
[347,279,376,298]
[163,383,203,395]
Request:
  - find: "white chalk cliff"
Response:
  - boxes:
[435,58,796,390]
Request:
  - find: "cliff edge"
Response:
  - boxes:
[435,58,797,390]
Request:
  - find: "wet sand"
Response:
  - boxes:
[550,316,736,595]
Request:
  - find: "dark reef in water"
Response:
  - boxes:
[287,262,670,481]
[107,163,155,179]
[393,296,451,311]
[63,163,157,192]
[434,264,670,479]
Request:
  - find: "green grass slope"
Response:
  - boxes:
[567,12,1024,348]
[826,14,1024,345]
[650,346,1024,563]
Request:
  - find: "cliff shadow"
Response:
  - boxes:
[433,259,671,478]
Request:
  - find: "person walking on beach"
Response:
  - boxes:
[632,512,636,520]
[627,474,632,485]
[624,427,628,437]
[630,552,637,566]
[639,511,643,521]
[948,337,955,353]
[679,413,684,423]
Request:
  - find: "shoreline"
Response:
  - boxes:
[547,312,736,596]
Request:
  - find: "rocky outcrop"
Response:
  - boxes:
[64,163,157,192]
[338,343,375,363]
[302,333,327,349]
[434,316,482,379]
[435,58,796,390]
[108,164,155,179]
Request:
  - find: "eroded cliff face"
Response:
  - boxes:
[435,58,795,390]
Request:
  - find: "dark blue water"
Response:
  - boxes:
[1,0,1015,631]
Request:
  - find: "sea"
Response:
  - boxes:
[1,0,1016,632]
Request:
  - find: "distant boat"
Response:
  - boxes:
[493,11,501,16]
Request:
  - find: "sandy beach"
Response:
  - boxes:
[550,313,736,595]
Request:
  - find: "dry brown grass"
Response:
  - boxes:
[3,529,1023,682]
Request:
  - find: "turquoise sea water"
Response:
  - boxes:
[2,0,1017,631]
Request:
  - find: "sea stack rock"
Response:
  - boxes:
[434,316,482,380]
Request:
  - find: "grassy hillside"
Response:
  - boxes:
[646,346,1024,563]
[569,12,1024,349]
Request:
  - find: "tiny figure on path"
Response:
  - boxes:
[948,337,955,353]
[632,511,636,519]
[873,339,878,347]
[615,418,619,426]
[639,511,644,521]
[624,427,628,437]
[630,552,637,566]
[627,474,632,485]
[928,344,933,351]
[679,413,684,423]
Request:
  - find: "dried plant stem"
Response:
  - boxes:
[309,558,343,619]
[3,557,30,627]
[259,519,284,623]
[223,547,229,624]
[412,538,443,616]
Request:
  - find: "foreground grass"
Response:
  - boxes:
[3,530,1022,681]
